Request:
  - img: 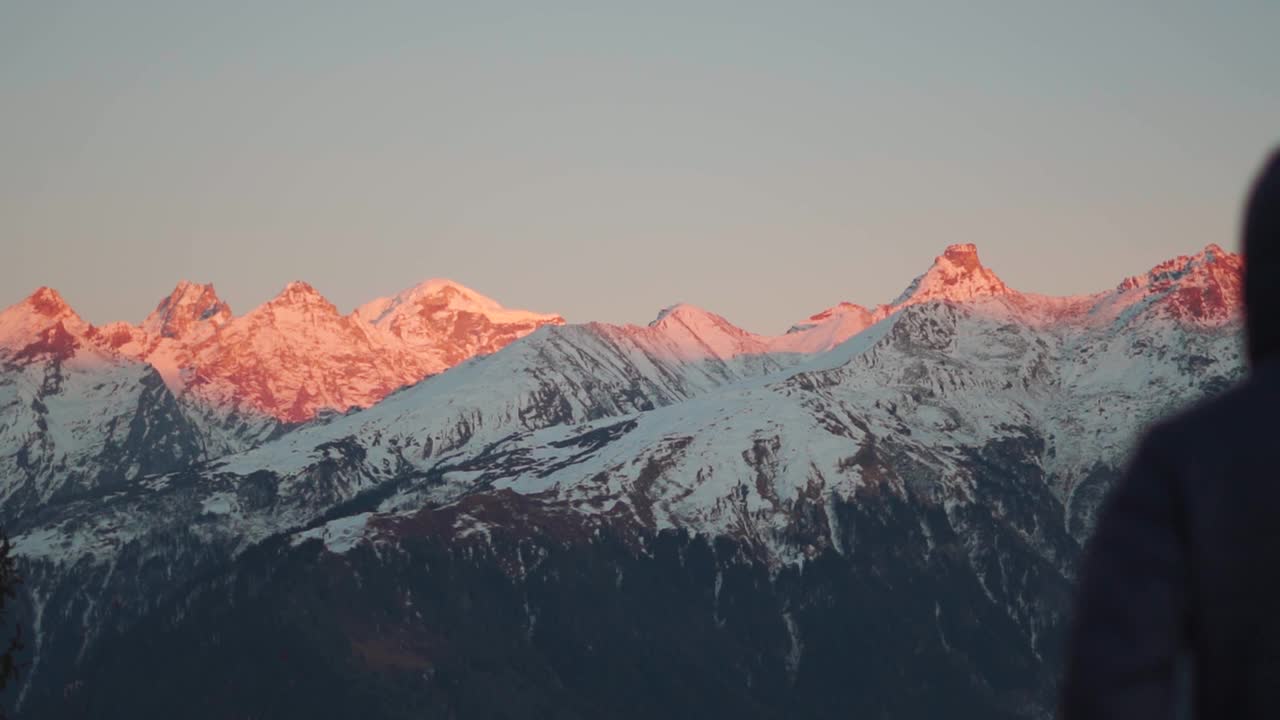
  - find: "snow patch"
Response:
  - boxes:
[291,513,373,554]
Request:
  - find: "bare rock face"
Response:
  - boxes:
[140,281,232,340]
[894,243,1011,305]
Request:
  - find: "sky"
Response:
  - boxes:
[2,1,1278,334]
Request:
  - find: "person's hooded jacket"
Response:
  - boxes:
[1060,149,1280,718]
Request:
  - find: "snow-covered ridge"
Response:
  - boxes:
[353,278,565,370]
[782,242,1240,352]
[892,242,1009,305]
[585,241,1238,361]
[1,277,565,429]
[0,242,1241,468]
[0,287,92,353]
[3,243,1245,711]
[139,280,232,339]
[11,257,1240,572]
[356,278,561,327]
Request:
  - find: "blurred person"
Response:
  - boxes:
[1060,148,1280,718]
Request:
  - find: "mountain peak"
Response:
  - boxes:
[348,278,563,372]
[0,287,92,356]
[5,287,82,329]
[941,243,983,269]
[649,303,722,328]
[380,279,495,317]
[25,287,73,317]
[1201,242,1229,258]
[268,281,337,311]
[1106,242,1243,326]
[142,281,231,339]
[1195,242,1241,273]
[281,280,320,296]
[411,278,473,296]
[893,243,1009,306]
[637,303,770,360]
[356,278,563,329]
[806,301,871,324]
[1185,242,1238,272]
[779,301,875,347]
[1118,243,1243,292]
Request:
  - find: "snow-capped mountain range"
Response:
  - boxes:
[100,278,565,424]
[0,279,563,521]
[1,243,1245,718]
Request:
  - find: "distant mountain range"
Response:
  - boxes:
[1,243,1243,718]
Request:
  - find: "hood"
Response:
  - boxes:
[1246,149,1280,365]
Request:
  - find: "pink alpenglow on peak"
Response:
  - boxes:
[267,281,339,311]
[549,303,783,371]
[803,302,873,326]
[893,243,1010,306]
[1102,242,1243,327]
[141,281,232,340]
[355,278,564,369]
[0,277,565,428]
[1116,243,1237,294]
[775,303,875,354]
[779,242,1242,352]
[167,277,561,424]
[173,282,417,423]
[648,303,737,330]
[24,287,73,318]
[117,277,564,424]
[636,304,775,361]
[357,278,563,328]
[777,244,1010,352]
[0,288,132,367]
[5,287,79,327]
[2,242,1245,429]
[0,287,91,352]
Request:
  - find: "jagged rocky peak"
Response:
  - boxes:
[96,321,145,350]
[894,243,1010,306]
[265,280,340,315]
[940,242,985,271]
[24,286,74,318]
[1202,242,1231,258]
[276,280,326,300]
[141,280,232,339]
[1112,243,1243,324]
[0,286,92,351]
[780,244,1015,349]
[1118,242,1241,291]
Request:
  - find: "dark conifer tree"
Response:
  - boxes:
[0,530,23,719]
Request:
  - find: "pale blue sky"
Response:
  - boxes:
[3,1,1277,333]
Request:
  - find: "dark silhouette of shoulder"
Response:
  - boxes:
[1140,360,1279,480]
